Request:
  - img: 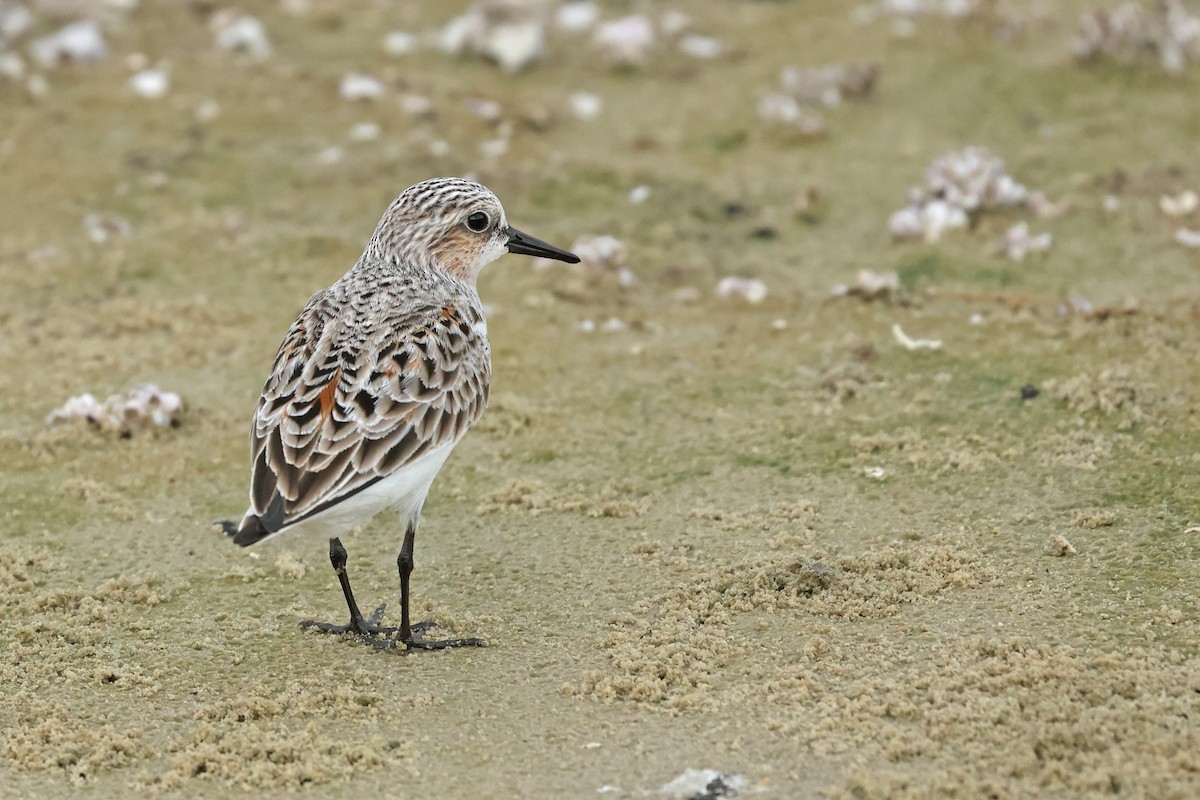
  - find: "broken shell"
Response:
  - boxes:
[715,276,768,303]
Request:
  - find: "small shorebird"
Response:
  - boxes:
[221,178,579,650]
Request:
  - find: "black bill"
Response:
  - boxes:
[506,227,580,263]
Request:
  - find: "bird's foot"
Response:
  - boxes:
[403,620,484,651]
[298,608,481,651]
[300,603,402,649]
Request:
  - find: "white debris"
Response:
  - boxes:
[400,93,434,117]
[467,96,503,121]
[1073,0,1200,73]
[870,0,978,18]
[864,466,888,480]
[780,62,880,106]
[922,146,1028,211]
[1160,189,1199,217]
[1,3,33,44]
[573,235,627,272]
[757,93,826,136]
[888,199,967,242]
[659,769,748,800]
[1047,534,1077,556]
[213,14,271,59]
[479,137,509,160]
[556,1,599,33]
[29,20,107,68]
[340,72,385,101]
[576,319,596,333]
[890,147,1033,241]
[659,10,691,37]
[83,212,132,245]
[1000,221,1053,260]
[715,276,768,303]
[628,185,651,204]
[1175,228,1200,247]
[349,122,381,141]
[128,68,168,98]
[440,0,547,73]
[195,98,220,122]
[316,145,344,165]
[594,14,656,66]
[831,269,900,300]
[678,34,723,59]
[969,312,984,325]
[601,317,628,333]
[1102,194,1121,213]
[25,71,45,97]
[568,90,602,119]
[1025,190,1072,219]
[47,384,184,434]
[383,30,417,56]
[0,52,25,79]
[892,323,942,351]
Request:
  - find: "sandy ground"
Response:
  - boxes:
[2,1,1199,797]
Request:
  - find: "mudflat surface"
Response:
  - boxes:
[2,1,1199,798]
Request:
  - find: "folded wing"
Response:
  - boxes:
[233,293,490,544]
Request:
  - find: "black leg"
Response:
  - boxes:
[396,522,484,651]
[299,537,398,648]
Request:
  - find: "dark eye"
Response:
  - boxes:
[466,211,490,232]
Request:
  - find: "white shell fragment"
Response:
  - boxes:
[715,276,768,303]
[400,93,434,117]
[29,20,107,68]
[888,199,967,242]
[831,269,900,300]
[923,146,1027,211]
[1073,0,1200,73]
[213,14,271,59]
[1159,189,1199,217]
[757,93,826,136]
[556,1,599,33]
[594,14,656,66]
[890,147,1036,242]
[1000,221,1053,261]
[83,212,132,245]
[0,52,24,79]
[568,91,602,119]
[780,62,880,106]
[339,72,385,101]
[440,0,547,73]
[383,30,417,56]
[892,323,942,351]
[659,10,691,37]
[47,384,184,434]
[659,769,748,800]
[348,122,381,141]
[1,4,34,44]
[128,68,168,98]
[628,185,651,204]
[572,235,627,272]
[1025,190,1071,219]
[1175,228,1200,248]
[677,34,723,60]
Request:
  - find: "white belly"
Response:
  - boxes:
[259,444,456,544]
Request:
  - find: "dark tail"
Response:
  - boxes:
[220,494,286,548]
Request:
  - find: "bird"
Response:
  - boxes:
[221,178,580,650]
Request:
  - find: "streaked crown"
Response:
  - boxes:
[367,178,510,282]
